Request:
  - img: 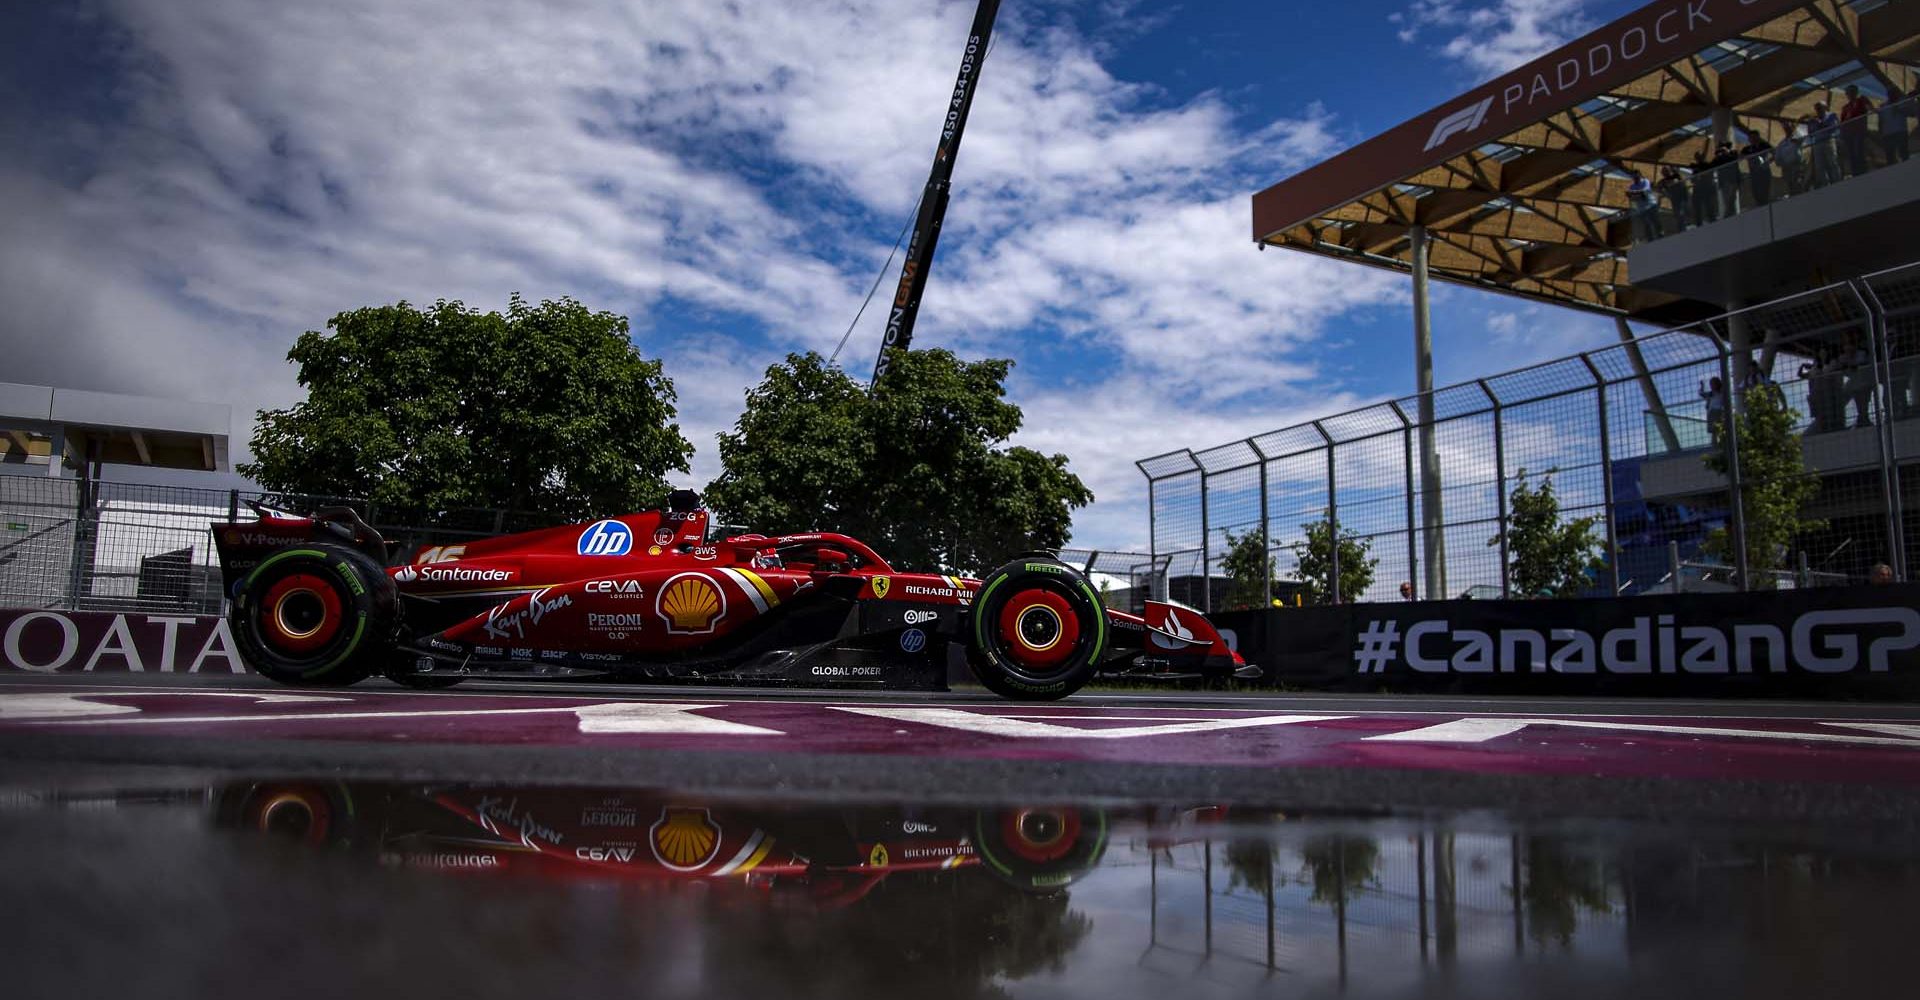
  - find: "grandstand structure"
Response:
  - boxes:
[1145,0,1920,607]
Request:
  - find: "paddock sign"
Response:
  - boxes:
[1213,585,1920,698]
[0,610,245,674]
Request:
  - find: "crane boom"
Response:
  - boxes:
[870,0,1003,388]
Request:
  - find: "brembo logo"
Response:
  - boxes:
[1422,96,1492,152]
[1351,608,1920,675]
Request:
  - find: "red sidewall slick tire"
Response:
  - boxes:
[967,557,1107,701]
[230,542,395,687]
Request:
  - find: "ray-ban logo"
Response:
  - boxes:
[1423,96,1493,152]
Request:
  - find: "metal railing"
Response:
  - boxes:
[0,476,571,614]
[1627,95,1917,244]
[1140,260,1920,608]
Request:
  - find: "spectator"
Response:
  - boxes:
[1809,104,1841,188]
[1626,170,1660,240]
[1701,376,1728,435]
[1740,129,1773,205]
[1773,126,1805,196]
[1881,86,1911,164]
[1691,147,1719,225]
[1803,345,1844,435]
[1842,330,1875,428]
[1839,85,1873,177]
[1658,164,1691,230]
[1399,581,1414,601]
[1711,141,1742,218]
[1892,324,1920,420]
[1869,563,1894,585]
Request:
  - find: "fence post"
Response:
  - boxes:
[1852,279,1906,582]
[1313,421,1338,604]
[1251,437,1271,609]
[1716,339,1750,590]
[1481,379,1510,598]
[1145,474,1157,581]
[1391,400,1418,599]
[1580,355,1621,595]
[1669,540,1683,594]
[1199,464,1211,614]
[227,489,240,524]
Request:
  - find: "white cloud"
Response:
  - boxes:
[1392,0,1596,79]
[4,0,1405,551]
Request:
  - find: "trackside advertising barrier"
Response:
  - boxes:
[1212,585,1920,698]
[1,610,244,674]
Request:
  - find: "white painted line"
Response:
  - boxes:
[1362,717,1920,748]
[573,703,783,736]
[0,691,346,721]
[25,706,585,726]
[832,706,1347,739]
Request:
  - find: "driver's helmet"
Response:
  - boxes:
[751,552,783,570]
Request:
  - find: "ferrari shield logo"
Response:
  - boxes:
[871,576,890,599]
[649,807,722,871]
[868,843,889,868]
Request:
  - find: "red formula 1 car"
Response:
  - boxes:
[212,490,1243,700]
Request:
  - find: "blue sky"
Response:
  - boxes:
[1,0,1647,549]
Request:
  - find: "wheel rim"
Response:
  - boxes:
[249,788,332,844]
[995,587,1080,671]
[999,808,1082,863]
[259,574,342,655]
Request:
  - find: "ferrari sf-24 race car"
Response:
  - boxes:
[213,490,1246,700]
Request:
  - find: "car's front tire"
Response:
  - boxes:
[229,542,395,687]
[966,556,1107,701]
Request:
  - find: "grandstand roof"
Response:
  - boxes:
[1252,0,1920,324]
[0,382,230,473]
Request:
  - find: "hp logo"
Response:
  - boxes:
[899,628,927,653]
[577,520,634,557]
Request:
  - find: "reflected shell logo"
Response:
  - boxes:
[657,573,726,634]
[649,807,721,870]
[871,576,890,599]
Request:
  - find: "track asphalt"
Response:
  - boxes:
[4,672,1918,826]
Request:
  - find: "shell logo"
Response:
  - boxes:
[656,573,726,634]
[649,807,722,870]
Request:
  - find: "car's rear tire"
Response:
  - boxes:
[230,542,395,687]
[216,781,359,848]
[973,807,1108,892]
[966,556,1107,701]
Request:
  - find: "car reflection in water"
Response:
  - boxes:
[8,780,1919,998]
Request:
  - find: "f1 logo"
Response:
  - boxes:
[1423,96,1493,152]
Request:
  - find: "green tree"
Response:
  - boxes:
[1495,470,1606,598]
[1288,518,1377,604]
[1519,838,1613,947]
[1299,835,1380,905]
[1224,838,1277,894]
[242,296,691,523]
[1702,383,1824,585]
[1221,528,1279,609]
[705,349,1092,573]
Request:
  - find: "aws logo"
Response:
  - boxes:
[657,573,725,634]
